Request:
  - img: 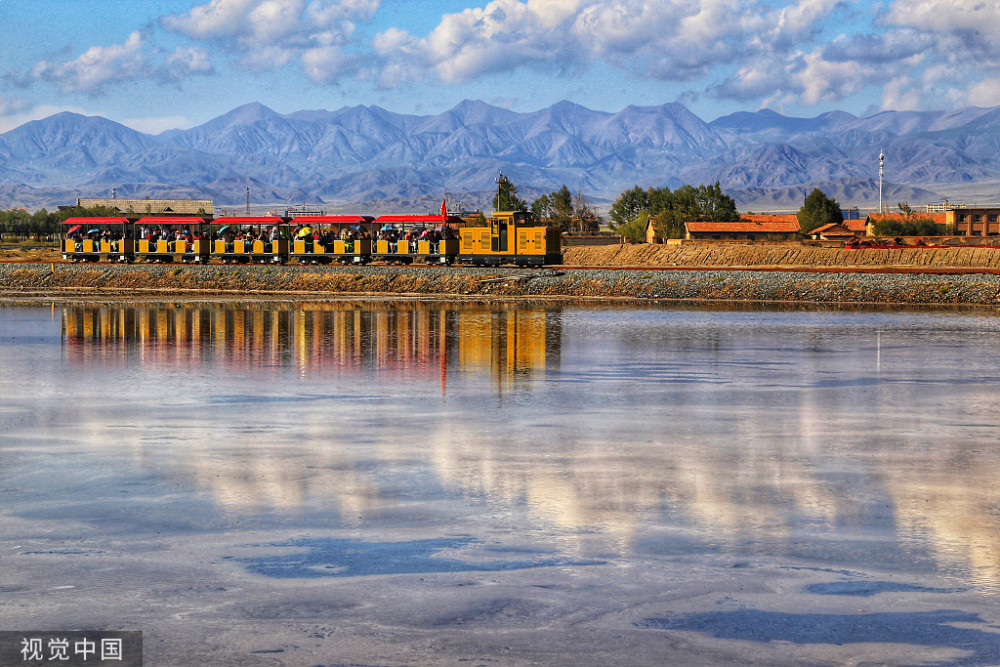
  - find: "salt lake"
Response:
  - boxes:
[2,298,1000,666]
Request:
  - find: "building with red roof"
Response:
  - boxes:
[683,214,801,241]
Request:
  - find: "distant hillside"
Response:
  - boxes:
[3,99,999,211]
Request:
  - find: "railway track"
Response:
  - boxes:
[4,257,1000,275]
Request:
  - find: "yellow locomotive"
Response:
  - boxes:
[459,211,562,266]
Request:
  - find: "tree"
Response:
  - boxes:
[609,185,649,228]
[530,194,551,221]
[572,190,601,232]
[647,186,673,216]
[493,174,528,212]
[797,188,843,234]
[872,217,955,237]
[695,182,740,222]
[549,185,573,231]
[607,181,742,241]
[617,210,649,243]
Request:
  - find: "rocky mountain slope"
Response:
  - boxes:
[2,99,998,211]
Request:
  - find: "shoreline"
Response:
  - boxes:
[3,262,1000,307]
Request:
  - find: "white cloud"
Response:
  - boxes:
[768,0,845,48]
[373,0,853,88]
[32,31,148,94]
[301,45,355,83]
[160,0,377,82]
[160,0,261,40]
[306,0,379,25]
[162,46,215,81]
[372,27,426,88]
[794,47,878,104]
[709,41,912,107]
[240,45,299,70]
[886,0,1000,35]
[0,96,30,116]
[161,0,308,45]
[880,76,925,111]
[961,77,1000,107]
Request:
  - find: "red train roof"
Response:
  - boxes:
[62,217,129,225]
[291,215,375,224]
[210,216,284,225]
[374,214,464,224]
[134,216,206,225]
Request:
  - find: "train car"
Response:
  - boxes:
[459,211,562,266]
[373,214,463,265]
[62,217,132,263]
[134,216,210,263]
[289,215,375,265]
[211,216,288,264]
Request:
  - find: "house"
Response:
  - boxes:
[809,223,854,240]
[684,214,800,241]
[810,218,868,239]
[945,208,1000,237]
[645,217,660,244]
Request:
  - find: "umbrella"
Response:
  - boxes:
[67,224,82,234]
[217,225,231,233]
[297,226,313,238]
[88,228,101,234]
[381,224,394,231]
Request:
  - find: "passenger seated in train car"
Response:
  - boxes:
[268,225,282,247]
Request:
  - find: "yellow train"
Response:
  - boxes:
[61,210,562,267]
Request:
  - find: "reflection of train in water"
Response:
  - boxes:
[61,209,562,267]
[61,301,561,393]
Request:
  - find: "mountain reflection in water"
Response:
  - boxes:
[43,301,1000,590]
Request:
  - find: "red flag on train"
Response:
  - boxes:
[440,199,447,219]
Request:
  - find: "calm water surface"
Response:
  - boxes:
[2,299,1000,666]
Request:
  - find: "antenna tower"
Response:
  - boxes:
[878,149,884,214]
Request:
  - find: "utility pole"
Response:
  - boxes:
[246,187,250,215]
[495,171,503,212]
[878,149,884,214]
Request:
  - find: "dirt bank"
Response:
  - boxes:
[564,243,1000,269]
[3,263,1000,306]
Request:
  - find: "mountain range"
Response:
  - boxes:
[2,99,998,212]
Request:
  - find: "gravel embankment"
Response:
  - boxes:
[564,242,1000,268]
[2,262,1000,305]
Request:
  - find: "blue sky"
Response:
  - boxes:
[1,0,997,133]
